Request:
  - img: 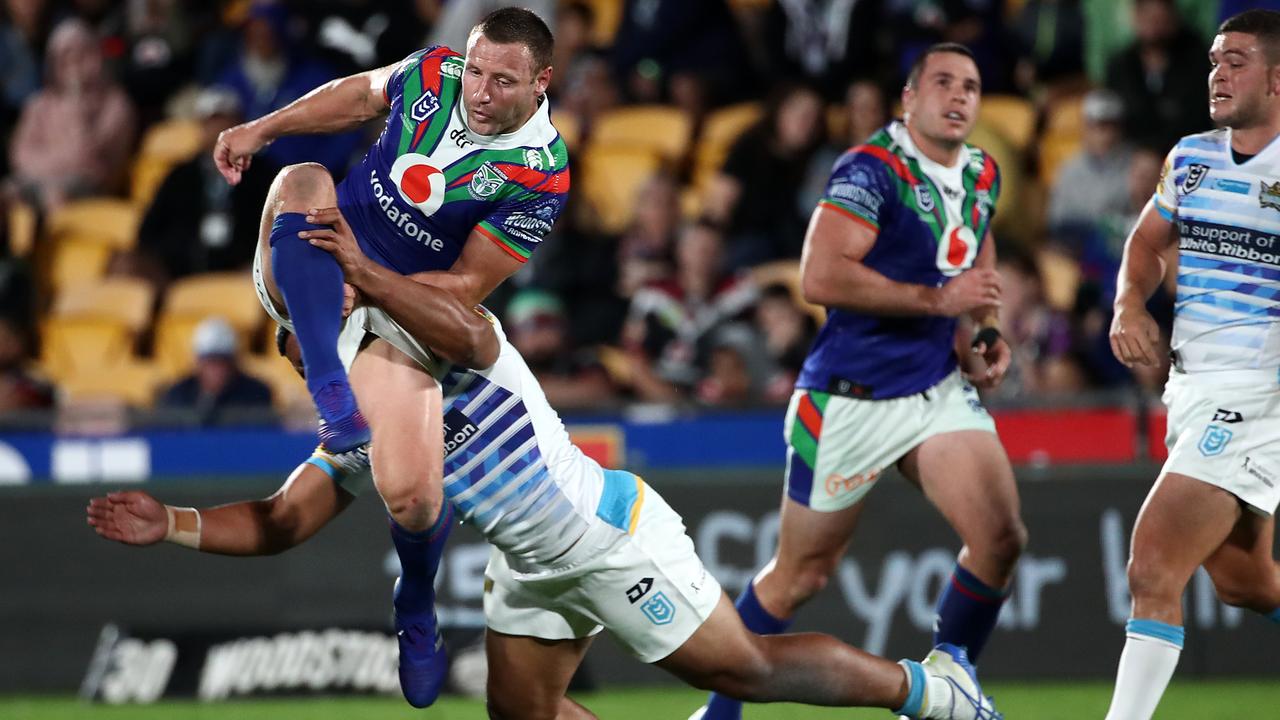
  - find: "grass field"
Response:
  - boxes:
[6,681,1278,720]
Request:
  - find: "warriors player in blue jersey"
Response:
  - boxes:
[214,8,568,704]
[89,209,1003,720]
[1104,10,1280,720]
[699,43,1025,720]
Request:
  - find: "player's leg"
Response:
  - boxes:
[484,631,596,720]
[901,429,1026,664]
[258,162,367,451]
[348,337,450,705]
[1204,511,1280,619]
[1103,471,1240,720]
[663,594,995,719]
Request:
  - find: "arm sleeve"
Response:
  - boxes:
[475,175,569,263]
[1152,144,1180,222]
[817,149,896,233]
[382,47,434,103]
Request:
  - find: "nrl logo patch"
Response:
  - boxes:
[1261,180,1280,212]
[470,161,508,199]
[1181,163,1209,194]
[409,91,440,123]
[913,183,935,213]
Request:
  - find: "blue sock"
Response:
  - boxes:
[390,505,453,615]
[893,660,927,717]
[702,582,793,719]
[1266,608,1280,624]
[269,212,352,424]
[933,563,1008,664]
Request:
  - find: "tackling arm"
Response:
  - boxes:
[86,463,354,556]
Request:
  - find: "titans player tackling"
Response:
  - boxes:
[1105,10,1280,720]
[700,43,1025,720]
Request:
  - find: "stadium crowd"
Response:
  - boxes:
[0,0,1272,421]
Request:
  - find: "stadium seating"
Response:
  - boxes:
[579,146,663,234]
[750,259,827,327]
[692,102,762,190]
[48,240,114,296]
[52,277,155,336]
[6,198,36,258]
[1039,93,1085,186]
[589,105,693,164]
[58,358,162,407]
[978,94,1037,152]
[153,272,262,376]
[46,198,141,251]
[40,317,134,384]
[241,353,308,411]
[131,118,204,205]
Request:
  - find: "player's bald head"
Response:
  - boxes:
[1220,9,1280,65]
[470,6,555,73]
[905,43,977,91]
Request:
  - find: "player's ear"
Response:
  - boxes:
[534,65,552,96]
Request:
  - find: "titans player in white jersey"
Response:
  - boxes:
[1106,10,1280,720]
[89,209,1002,720]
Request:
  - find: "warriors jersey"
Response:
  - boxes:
[797,121,1000,399]
[1155,128,1280,372]
[335,46,570,274]
[314,313,643,569]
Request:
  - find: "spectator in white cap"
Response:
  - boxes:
[1048,88,1135,231]
[157,317,273,424]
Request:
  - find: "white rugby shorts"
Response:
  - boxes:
[1162,368,1280,514]
[483,478,722,663]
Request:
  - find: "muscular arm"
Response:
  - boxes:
[86,464,354,557]
[1115,199,1178,309]
[253,66,394,140]
[798,206,999,317]
[968,232,1000,329]
[407,227,526,306]
[304,210,502,369]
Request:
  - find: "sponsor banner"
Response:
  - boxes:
[10,469,1273,697]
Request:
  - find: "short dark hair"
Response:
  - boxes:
[473,7,555,72]
[905,43,977,90]
[1220,9,1280,64]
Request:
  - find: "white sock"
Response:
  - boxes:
[921,673,956,719]
[1104,620,1185,720]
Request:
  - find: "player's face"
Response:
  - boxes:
[903,52,982,149]
[1208,32,1279,130]
[463,34,553,135]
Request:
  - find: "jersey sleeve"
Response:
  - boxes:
[474,150,570,263]
[817,149,897,233]
[1153,143,1180,222]
[306,445,372,497]
[383,46,459,104]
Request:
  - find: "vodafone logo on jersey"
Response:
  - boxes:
[936,223,978,276]
[389,153,446,216]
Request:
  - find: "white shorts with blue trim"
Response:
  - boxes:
[784,369,996,512]
[483,474,722,663]
[1161,368,1280,515]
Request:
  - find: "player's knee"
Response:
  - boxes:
[381,482,444,527]
[975,517,1027,573]
[758,557,833,616]
[273,162,335,212]
[1125,553,1178,602]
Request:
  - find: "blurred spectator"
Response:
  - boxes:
[553,1,597,79]
[756,0,889,99]
[696,323,768,407]
[119,0,200,126]
[1219,0,1280,23]
[1048,89,1133,230]
[158,317,273,424]
[504,289,619,410]
[7,18,137,210]
[0,314,53,413]
[430,0,555,51]
[705,82,826,269]
[623,219,758,402]
[755,284,817,403]
[122,86,275,289]
[557,50,620,136]
[802,78,890,212]
[302,0,440,74]
[215,2,359,173]
[991,250,1082,398]
[1012,0,1087,93]
[889,0,1017,93]
[610,0,751,114]
[616,171,680,299]
[0,0,52,161]
[1105,0,1210,153]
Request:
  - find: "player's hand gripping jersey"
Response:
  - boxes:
[798,121,1001,399]
[336,47,570,274]
[1155,129,1280,372]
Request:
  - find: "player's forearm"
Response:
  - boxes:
[252,73,385,141]
[353,263,500,369]
[1115,233,1169,310]
[180,500,298,556]
[803,261,943,316]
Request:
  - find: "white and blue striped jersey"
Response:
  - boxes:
[310,314,643,568]
[1155,128,1280,372]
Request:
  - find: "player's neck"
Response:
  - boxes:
[1229,116,1280,156]
[905,123,963,167]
